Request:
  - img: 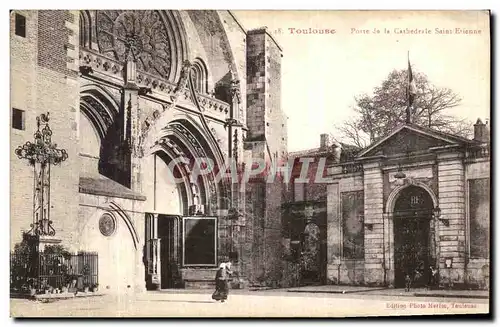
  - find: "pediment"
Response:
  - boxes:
[357,125,465,158]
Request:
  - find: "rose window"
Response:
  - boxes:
[96,10,172,79]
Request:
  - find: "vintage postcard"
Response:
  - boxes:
[9,9,490,318]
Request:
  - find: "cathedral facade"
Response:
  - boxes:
[10,10,287,292]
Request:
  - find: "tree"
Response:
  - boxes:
[336,69,473,148]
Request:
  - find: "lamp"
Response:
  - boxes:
[445,257,453,268]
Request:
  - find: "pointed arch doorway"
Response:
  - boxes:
[393,185,436,288]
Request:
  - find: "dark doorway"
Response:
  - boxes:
[300,220,327,286]
[393,186,434,288]
[286,203,327,286]
[158,215,183,289]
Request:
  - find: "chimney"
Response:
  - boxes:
[320,134,331,151]
[474,118,489,142]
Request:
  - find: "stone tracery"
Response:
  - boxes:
[96,10,172,80]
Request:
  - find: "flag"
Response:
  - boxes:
[407,56,417,107]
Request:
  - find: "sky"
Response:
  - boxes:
[234,10,490,152]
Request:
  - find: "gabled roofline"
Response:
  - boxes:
[356,123,468,158]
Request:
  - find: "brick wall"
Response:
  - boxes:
[10,10,80,249]
[11,10,39,244]
[37,10,78,78]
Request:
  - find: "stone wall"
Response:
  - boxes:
[326,172,366,285]
[186,11,242,93]
[77,193,145,293]
[245,30,266,140]
[437,152,467,286]
[465,159,490,288]
[362,162,385,285]
[326,183,341,283]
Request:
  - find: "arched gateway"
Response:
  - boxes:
[391,185,437,288]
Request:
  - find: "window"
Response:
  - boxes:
[15,13,26,37]
[183,217,217,266]
[293,180,305,202]
[191,58,208,94]
[341,191,364,259]
[12,108,25,130]
[469,178,490,258]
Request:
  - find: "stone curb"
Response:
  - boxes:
[11,292,105,301]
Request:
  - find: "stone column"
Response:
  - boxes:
[326,182,341,284]
[382,212,394,286]
[437,152,466,286]
[134,211,146,293]
[363,162,385,285]
[145,213,161,289]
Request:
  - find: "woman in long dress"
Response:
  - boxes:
[212,262,232,302]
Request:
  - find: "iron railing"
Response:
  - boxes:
[10,251,98,293]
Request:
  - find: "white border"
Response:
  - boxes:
[3,1,498,324]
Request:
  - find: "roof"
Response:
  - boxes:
[288,142,361,162]
[288,147,325,158]
[79,176,146,201]
[356,123,479,158]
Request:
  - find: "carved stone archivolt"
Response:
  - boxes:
[80,94,116,138]
[96,10,172,80]
[168,123,206,158]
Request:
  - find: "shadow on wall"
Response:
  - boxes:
[98,118,130,188]
[214,71,232,104]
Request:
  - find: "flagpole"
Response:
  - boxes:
[406,51,411,123]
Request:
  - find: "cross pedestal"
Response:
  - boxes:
[23,233,62,252]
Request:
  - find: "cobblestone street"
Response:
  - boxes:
[10,290,489,318]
